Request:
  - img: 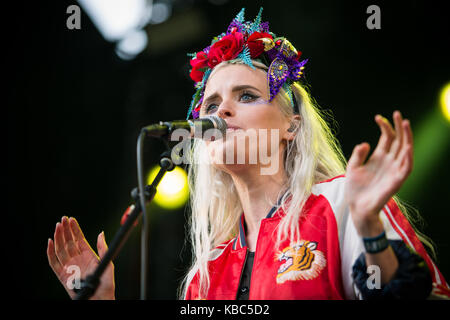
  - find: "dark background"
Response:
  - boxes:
[7,0,449,299]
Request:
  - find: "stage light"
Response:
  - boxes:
[78,0,150,41]
[147,165,189,209]
[440,82,450,122]
[78,0,154,59]
[398,84,450,201]
[149,2,171,25]
[115,29,148,60]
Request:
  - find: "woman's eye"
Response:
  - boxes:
[204,92,257,114]
[206,104,218,114]
[240,92,257,102]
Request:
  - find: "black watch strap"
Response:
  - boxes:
[363,230,389,254]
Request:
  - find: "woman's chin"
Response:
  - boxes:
[212,162,257,176]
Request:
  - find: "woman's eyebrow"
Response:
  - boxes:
[203,93,219,106]
[231,85,261,93]
[203,85,262,105]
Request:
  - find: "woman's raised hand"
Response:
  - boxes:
[47,216,115,300]
[345,111,414,235]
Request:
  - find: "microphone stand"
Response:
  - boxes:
[74,130,175,300]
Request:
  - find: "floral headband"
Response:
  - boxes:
[186,7,308,119]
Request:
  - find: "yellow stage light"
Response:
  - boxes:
[147,165,189,209]
[398,83,450,200]
[440,82,450,122]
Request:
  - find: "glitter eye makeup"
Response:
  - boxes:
[239,91,268,105]
[202,89,268,116]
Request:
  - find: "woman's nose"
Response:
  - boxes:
[217,101,234,118]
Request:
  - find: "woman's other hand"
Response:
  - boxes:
[345,111,413,236]
[47,216,115,300]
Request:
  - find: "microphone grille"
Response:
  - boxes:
[206,115,227,136]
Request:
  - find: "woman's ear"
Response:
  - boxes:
[284,115,301,141]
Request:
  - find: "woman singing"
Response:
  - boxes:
[47,8,450,300]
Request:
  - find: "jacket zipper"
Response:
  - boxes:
[235,249,248,299]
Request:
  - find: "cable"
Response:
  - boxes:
[136,129,149,300]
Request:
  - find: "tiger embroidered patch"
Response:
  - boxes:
[275,240,326,284]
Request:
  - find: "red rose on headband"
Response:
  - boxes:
[246,32,273,58]
[207,32,244,68]
[189,51,209,82]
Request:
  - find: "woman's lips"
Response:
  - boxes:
[226,127,243,136]
[226,125,242,132]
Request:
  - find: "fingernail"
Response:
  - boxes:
[376,115,386,122]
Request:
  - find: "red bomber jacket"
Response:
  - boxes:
[184,175,450,300]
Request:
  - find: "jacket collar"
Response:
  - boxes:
[233,190,288,250]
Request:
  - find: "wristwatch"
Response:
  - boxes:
[362,230,389,254]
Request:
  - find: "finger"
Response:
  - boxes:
[97,232,115,272]
[398,144,413,178]
[69,217,96,255]
[402,119,413,147]
[347,142,371,171]
[373,114,396,154]
[47,238,63,276]
[69,217,85,241]
[54,222,71,265]
[390,111,404,158]
[398,123,413,166]
[97,231,109,260]
[396,120,414,170]
[61,216,80,257]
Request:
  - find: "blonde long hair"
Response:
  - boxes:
[179,59,435,299]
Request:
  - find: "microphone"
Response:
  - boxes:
[142,115,227,140]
